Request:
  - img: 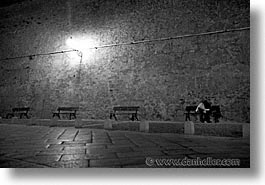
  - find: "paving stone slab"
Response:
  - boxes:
[63,141,89,144]
[111,140,134,145]
[106,144,137,149]
[0,158,48,168]
[87,152,117,159]
[62,148,86,155]
[190,146,249,154]
[47,144,64,150]
[61,143,86,147]
[163,148,196,155]
[60,154,86,161]
[85,143,107,148]
[0,124,250,168]
[21,155,62,165]
[86,148,121,155]
[48,159,89,168]
[37,149,64,155]
[132,146,163,152]
[89,158,121,167]
[119,157,146,167]
[117,151,164,158]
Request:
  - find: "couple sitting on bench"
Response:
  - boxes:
[195,98,222,123]
[196,99,212,123]
[185,98,222,123]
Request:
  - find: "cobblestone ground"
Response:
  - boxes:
[0,124,250,168]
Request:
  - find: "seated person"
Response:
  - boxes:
[196,99,211,123]
[211,105,222,123]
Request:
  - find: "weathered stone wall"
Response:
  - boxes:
[0,0,250,122]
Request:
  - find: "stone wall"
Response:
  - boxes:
[0,0,250,122]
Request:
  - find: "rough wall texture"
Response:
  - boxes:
[0,0,250,122]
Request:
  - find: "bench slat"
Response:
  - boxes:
[58,107,79,111]
[12,107,30,112]
[111,106,139,121]
[53,107,79,120]
[113,106,139,111]
[184,105,222,123]
[6,107,30,119]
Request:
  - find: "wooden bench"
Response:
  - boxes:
[211,105,222,123]
[110,106,140,121]
[52,107,79,120]
[6,107,30,119]
[184,105,222,123]
[184,106,198,121]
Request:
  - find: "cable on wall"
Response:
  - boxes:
[88,27,250,49]
[0,26,250,62]
[0,49,80,62]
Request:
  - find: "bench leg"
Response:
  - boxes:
[193,114,198,122]
[131,114,135,121]
[21,113,29,119]
[6,113,13,119]
[215,113,223,123]
[113,114,117,121]
[214,117,218,123]
[135,114,139,121]
[131,113,139,121]
[53,113,60,119]
[20,113,28,119]
[213,114,221,123]
[110,113,117,120]
[69,113,76,120]
[185,113,190,121]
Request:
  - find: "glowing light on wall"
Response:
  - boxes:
[66,36,98,64]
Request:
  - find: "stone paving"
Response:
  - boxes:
[0,124,250,168]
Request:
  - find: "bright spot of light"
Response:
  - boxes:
[66,36,98,53]
[66,36,98,64]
